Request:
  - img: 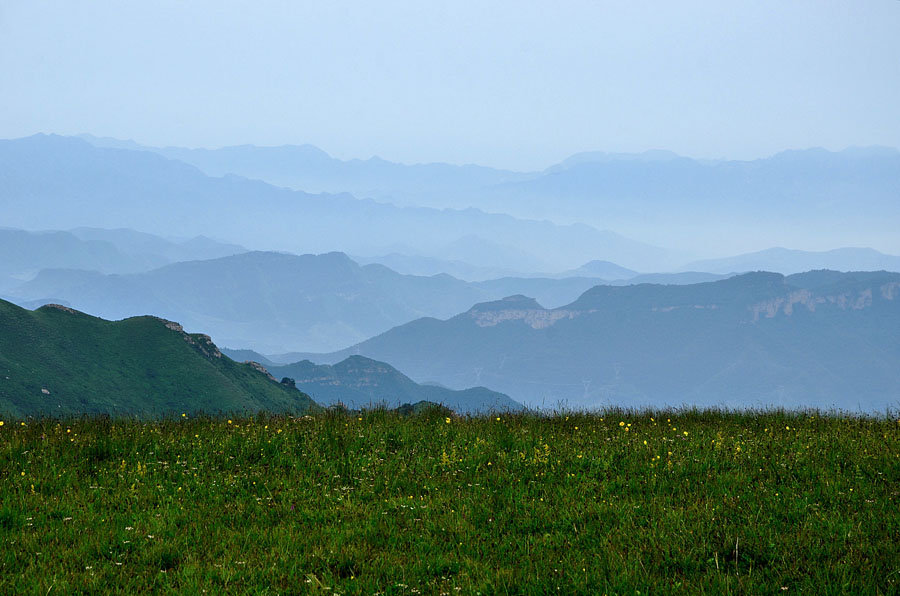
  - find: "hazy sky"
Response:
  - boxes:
[2,1,899,170]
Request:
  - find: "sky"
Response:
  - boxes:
[2,1,899,171]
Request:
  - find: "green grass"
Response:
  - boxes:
[0,409,897,594]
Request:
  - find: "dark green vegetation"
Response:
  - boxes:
[319,271,900,411]
[0,299,316,417]
[267,355,521,413]
[0,410,896,593]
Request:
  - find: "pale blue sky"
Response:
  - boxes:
[2,0,899,170]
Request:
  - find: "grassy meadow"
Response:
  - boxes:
[0,409,897,594]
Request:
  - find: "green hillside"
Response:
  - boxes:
[0,299,316,417]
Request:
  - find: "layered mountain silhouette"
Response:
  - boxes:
[308,272,900,412]
[254,355,520,414]
[484,147,900,253]
[684,247,900,275]
[4,251,486,353]
[1,134,673,271]
[4,248,745,353]
[74,134,900,256]
[78,133,532,204]
[0,228,243,292]
[0,299,317,417]
[563,260,638,279]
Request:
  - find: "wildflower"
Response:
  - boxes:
[20,471,25,477]
[643,440,648,445]
[683,431,688,436]
[0,421,3,427]
[228,420,233,424]
[181,413,186,418]
[496,417,501,422]
[619,421,625,427]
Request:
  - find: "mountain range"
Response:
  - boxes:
[4,250,622,353]
[9,236,899,355]
[241,353,521,413]
[1,134,676,272]
[306,271,900,412]
[75,134,900,256]
[0,227,244,292]
[684,247,900,275]
[0,298,317,417]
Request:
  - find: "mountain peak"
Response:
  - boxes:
[467,294,544,313]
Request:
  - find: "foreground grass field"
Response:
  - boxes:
[0,409,897,594]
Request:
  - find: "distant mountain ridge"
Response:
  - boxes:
[2,134,676,271]
[259,355,521,414]
[4,250,485,353]
[0,299,317,417]
[0,228,243,292]
[78,132,532,202]
[3,248,749,353]
[74,133,900,256]
[684,247,900,275]
[308,271,900,412]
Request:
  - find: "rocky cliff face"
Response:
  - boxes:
[749,281,899,321]
[155,317,224,359]
[464,276,900,330]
